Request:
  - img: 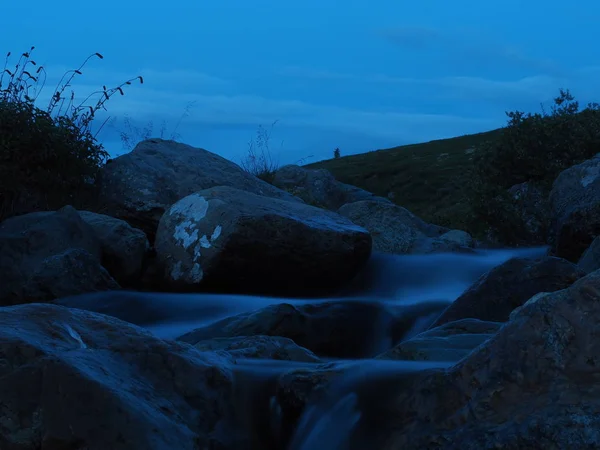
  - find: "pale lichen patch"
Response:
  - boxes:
[174,221,199,249]
[169,194,209,219]
[211,225,222,241]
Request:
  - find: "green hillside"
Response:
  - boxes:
[306,128,504,232]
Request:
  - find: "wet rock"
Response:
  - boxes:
[413,229,476,254]
[194,335,321,363]
[378,318,502,362]
[0,303,247,450]
[154,186,371,297]
[430,256,585,327]
[177,301,395,359]
[376,268,600,449]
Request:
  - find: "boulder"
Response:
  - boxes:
[0,303,246,449]
[377,318,502,362]
[98,139,300,242]
[549,153,600,261]
[0,206,119,306]
[337,200,450,254]
[430,256,585,328]
[412,229,476,254]
[376,268,600,449]
[271,164,388,210]
[78,210,150,285]
[194,335,321,363]
[177,301,395,359]
[154,186,372,296]
[578,235,600,274]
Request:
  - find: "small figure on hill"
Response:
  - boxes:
[334,147,341,159]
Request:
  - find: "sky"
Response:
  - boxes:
[3,0,600,165]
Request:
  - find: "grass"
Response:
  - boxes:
[109,100,196,152]
[306,128,504,232]
[240,120,282,183]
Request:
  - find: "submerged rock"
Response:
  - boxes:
[194,335,321,363]
[378,318,502,362]
[177,301,395,359]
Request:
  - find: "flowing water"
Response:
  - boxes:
[57,246,549,449]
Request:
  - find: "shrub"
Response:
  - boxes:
[469,89,600,244]
[0,46,142,220]
[240,120,280,183]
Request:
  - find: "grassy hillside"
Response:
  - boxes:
[306,128,504,232]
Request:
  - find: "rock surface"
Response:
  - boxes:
[177,301,395,358]
[0,303,246,450]
[78,210,150,285]
[376,268,600,449]
[272,164,388,210]
[98,139,301,241]
[430,256,585,328]
[0,206,119,306]
[194,335,321,363]
[337,200,453,254]
[378,318,502,362]
[549,153,600,261]
[578,235,600,274]
[154,186,372,296]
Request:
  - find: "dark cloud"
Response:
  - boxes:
[377,26,562,75]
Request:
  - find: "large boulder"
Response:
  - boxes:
[177,301,395,359]
[0,206,119,306]
[78,210,150,286]
[374,268,600,449]
[98,139,300,242]
[336,200,455,254]
[271,164,388,211]
[549,153,600,261]
[0,303,246,449]
[430,256,585,328]
[154,186,372,296]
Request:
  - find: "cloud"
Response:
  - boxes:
[87,82,497,145]
[377,26,561,74]
[279,66,567,104]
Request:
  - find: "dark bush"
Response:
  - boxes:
[0,46,142,220]
[468,89,600,244]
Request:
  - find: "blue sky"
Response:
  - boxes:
[3,0,600,165]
